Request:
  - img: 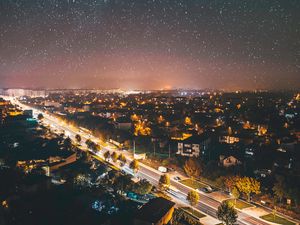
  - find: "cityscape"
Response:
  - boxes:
[0,1,300,225]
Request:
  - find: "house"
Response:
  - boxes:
[219,155,241,167]
[115,116,132,130]
[23,109,33,117]
[219,135,240,144]
[176,133,211,157]
[43,152,77,176]
[82,104,90,112]
[254,169,272,178]
[134,197,175,225]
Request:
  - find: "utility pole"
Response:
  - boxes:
[133,140,136,156]
[168,144,171,158]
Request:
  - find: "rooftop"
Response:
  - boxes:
[135,197,175,223]
[180,132,211,143]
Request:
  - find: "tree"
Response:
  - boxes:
[133,179,153,195]
[123,140,131,149]
[231,187,240,205]
[91,143,100,152]
[114,174,132,194]
[288,187,300,207]
[85,139,93,148]
[183,157,202,180]
[85,138,100,152]
[129,159,139,174]
[59,132,65,138]
[224,176,239,193]
[111,152,118,163]
[235,177,260,202]
[118,153,126,166]
[187,190,200,209]
[215,176,226,190]
[75,134,81,143]
[37,113,44,120]
[159,174,171,190]
[216,201,238,225]
[63,137,72,150]
[173,208,201,225]
[74,173,91,188]
[272,176,286,203]
[103,151,111,161]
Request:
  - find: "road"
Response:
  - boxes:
[138,163,270,225]
[8,98,274,225]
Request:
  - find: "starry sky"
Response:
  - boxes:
[0,0,299,90]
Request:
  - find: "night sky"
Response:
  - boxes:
[0,0,299,90]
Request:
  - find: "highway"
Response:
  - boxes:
[8,98,274,225]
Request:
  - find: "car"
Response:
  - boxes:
[198,187,212,193]
[106,187,114,192]
[158,166,167,173]
[206,185,213,192]
[167,167,175,172]
[174,176,181,181]
[151,186,158,192]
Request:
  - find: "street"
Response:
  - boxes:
[9,98,274,225]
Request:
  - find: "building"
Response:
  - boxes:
[176,133,211,157]
[82,104,90,112]
[44,100,61,108]
[219,135,240,144]
[115,116,132,130]
[1,88,46,97]
[23,109,33,117]
[134,197,175,225]
[220,155,241,167]
[43,152,77,176]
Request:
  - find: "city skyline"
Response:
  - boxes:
[1,0,299,90]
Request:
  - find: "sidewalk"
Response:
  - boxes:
[200,215,221,225]
[171,195,221,225]
[208,191,300,224]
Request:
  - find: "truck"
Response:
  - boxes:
[158,166,167,173]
